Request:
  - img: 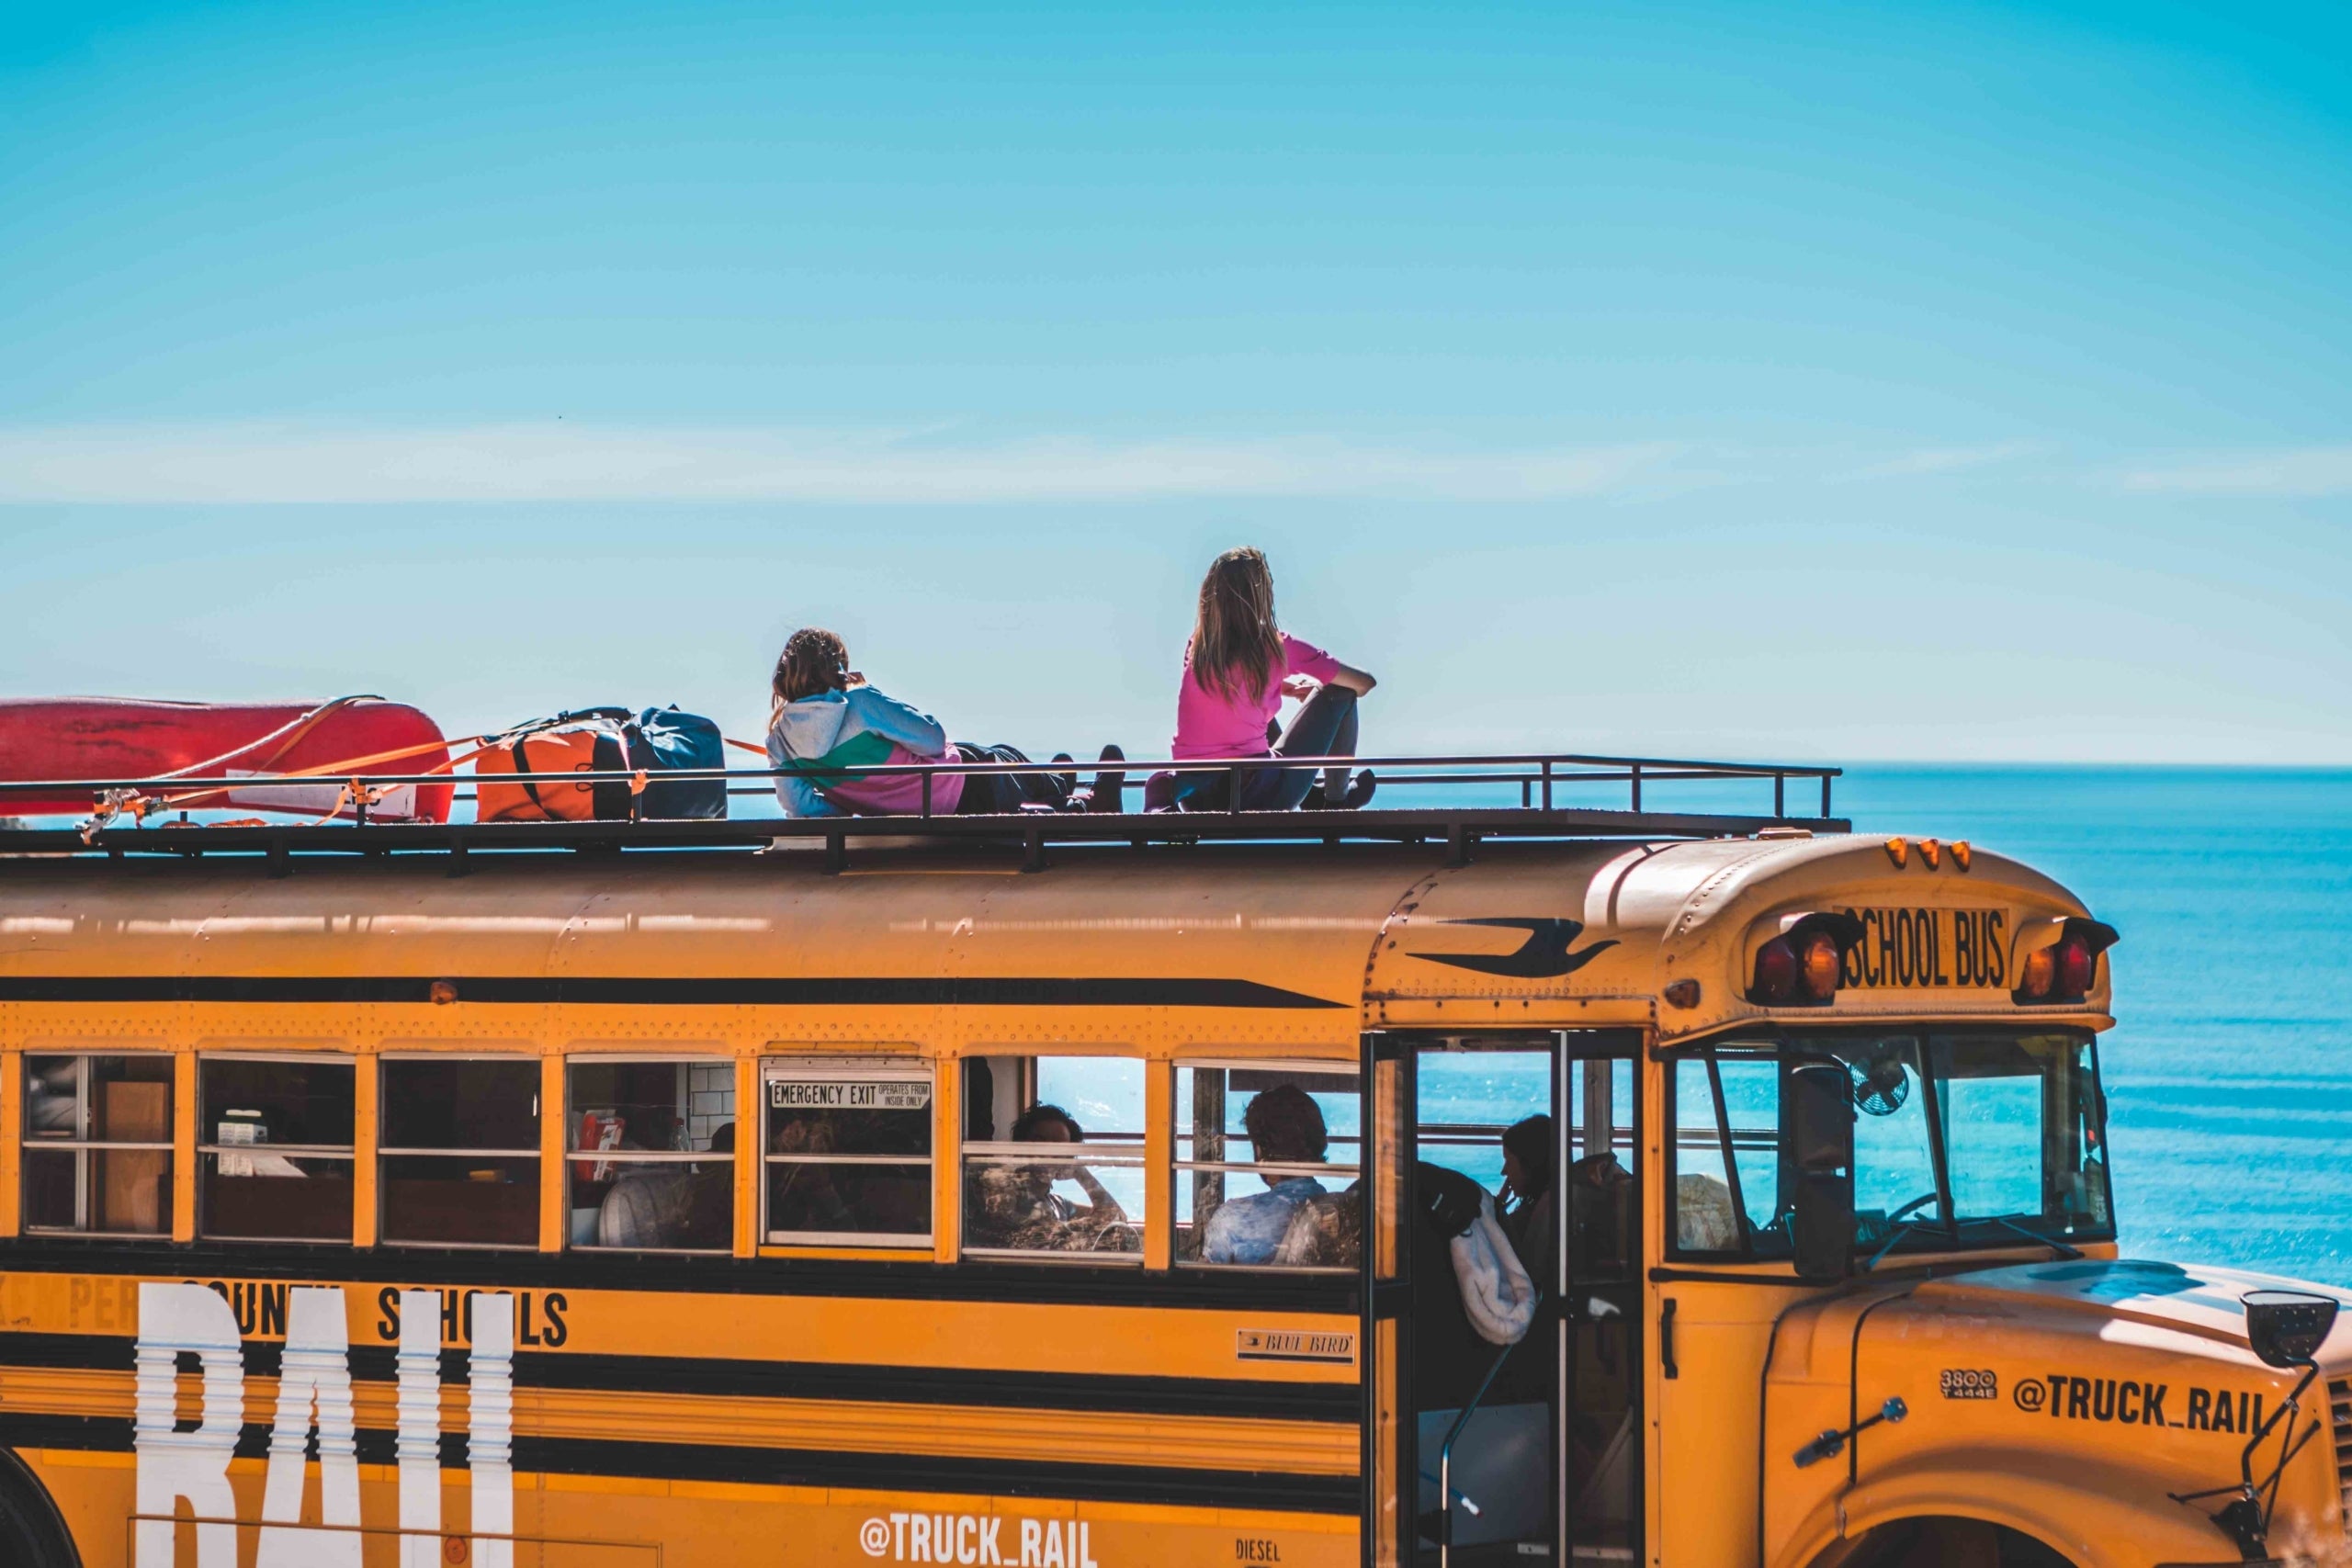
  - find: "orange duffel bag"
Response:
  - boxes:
[474,714,632,822]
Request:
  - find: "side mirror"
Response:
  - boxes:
[1785,1063,1855,1282]
[2242,1290,2339,1369]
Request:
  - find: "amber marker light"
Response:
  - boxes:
[1798,931,1842,996]
[1950,840,1973,871]
[1883,837,1909,868]
[1917,838,1941,869]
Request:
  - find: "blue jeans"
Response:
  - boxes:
[1174,686,1359,811]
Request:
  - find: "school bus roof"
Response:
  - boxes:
[0,832,2107,1052]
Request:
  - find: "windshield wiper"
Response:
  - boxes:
[1861,1220,1956,1272]
[1983,1214,2083,1259]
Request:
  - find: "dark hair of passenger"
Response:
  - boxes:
[1243,1085,1329,1165]
[771,627,851,716]
[706,1122,735,1154]
[1188,547,1287,703]
[1011,1102,1084,1142]
[1502,1113,1555,1200]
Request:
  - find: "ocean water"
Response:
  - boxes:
[1838,768,2352,1289]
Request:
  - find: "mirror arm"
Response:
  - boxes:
[2169,1359,2324,1561]
[1793,1395,1907,1469]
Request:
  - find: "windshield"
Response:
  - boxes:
[1670,1029,2111,1262]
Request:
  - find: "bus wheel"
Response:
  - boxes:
[1833,1517,2072,1568]
[0,1451,79,1568]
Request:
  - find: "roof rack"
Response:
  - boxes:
[0,750,1846,874]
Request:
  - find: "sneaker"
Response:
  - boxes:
[1341,770,1377,809]
[1089,744,1126,814]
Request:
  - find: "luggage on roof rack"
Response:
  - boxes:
[476,706,728,823]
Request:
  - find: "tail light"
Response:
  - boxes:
[1754,938,1799,1002]
[1749,914,1866,1007]
[2013,919,2119,1004]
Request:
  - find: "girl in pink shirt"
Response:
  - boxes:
[1168,548,1377,811]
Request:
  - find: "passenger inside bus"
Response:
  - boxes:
[1177,1063,1362,1269]
[571,1060,737,1251]
[1498,1112,1555,1285]
[964,1103,1133,1252]
[595,1125,733,1251]
[763,1060,934,1246]
[1204,1087,1332,1263]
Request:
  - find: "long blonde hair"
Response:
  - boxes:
[1188,547,1285,701]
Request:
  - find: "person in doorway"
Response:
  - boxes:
[1498,1113,1556,1290]
[1204,1086,1330,1264]
[1166,548,1376,811]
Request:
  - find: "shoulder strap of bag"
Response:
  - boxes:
[510,737,550,818]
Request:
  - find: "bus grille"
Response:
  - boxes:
[2333,1378,2351,1534]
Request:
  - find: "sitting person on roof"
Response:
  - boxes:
[767,628,1123,816]
[1165,548,1376,812]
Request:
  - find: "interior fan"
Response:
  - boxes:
[1849,1055,1912,1117]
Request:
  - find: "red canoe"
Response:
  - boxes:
[0,696,453,822]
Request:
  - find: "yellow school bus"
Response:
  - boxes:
[0,753,2345,1568]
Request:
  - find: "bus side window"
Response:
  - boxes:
[1175,1062,1361,1270]
[199,1056,356,1244]
[567,1058,734,1252]
[380,1056,541,1249]
[22,1053,174,1237]
[763,1057,933,1248]
[962,1055,1144,1261]
[1669,1054,1781,1256]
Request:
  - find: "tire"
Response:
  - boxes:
[0,1450,79,1568]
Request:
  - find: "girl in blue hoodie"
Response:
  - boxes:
[765,628,1124,816]
[766,628,966,816]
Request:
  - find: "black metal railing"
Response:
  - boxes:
[0,749,1837,817]
[0,748,1846,868]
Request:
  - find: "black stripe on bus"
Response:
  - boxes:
[0,975,1347,1010]
[0,1332,1360,1424]
[505,1351,1362,1422]
[0,1415,1357,1517]
[514,1436,1358,1514]
[0,1242,1360,1313]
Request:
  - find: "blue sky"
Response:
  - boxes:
[2,1,2347,761]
